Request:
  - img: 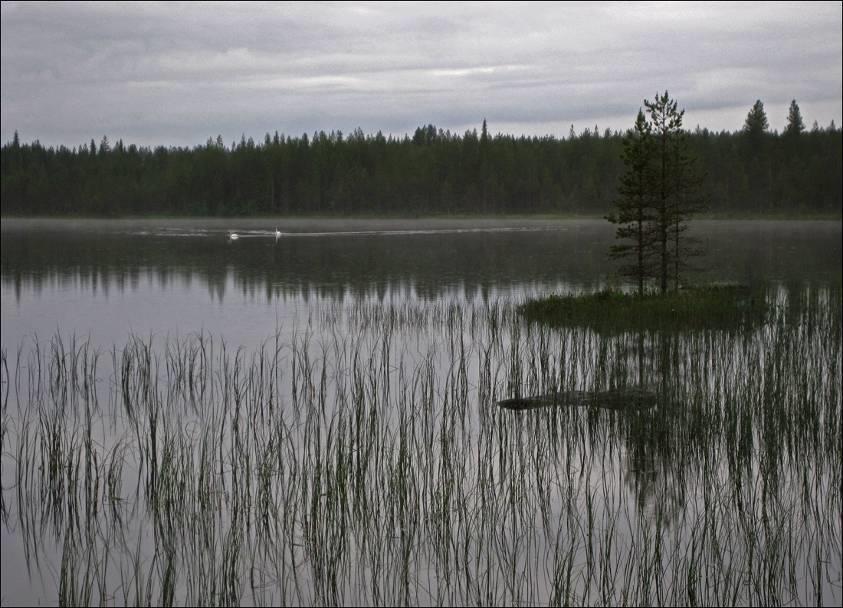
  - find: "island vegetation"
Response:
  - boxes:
[521,91,786,329]
[518,285,769,333]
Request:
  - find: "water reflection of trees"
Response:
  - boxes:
[6,221,840,304]
[596,332,684,526]
[516,283,840,535]
[613,314,831,528]
[2,227,612,303]
[609,332,730,527]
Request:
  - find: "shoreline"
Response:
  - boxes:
[2,212,841,222]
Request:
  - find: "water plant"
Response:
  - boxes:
[0,285,840,606]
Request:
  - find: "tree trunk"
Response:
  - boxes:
[660,132,668,294]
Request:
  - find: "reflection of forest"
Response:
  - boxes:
[2,226,613,303]
[3,221,841,304]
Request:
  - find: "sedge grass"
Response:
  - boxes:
[0,285,839,606]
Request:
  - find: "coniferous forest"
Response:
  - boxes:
[1,110,841,217]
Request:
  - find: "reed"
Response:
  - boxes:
[0,285,840,606]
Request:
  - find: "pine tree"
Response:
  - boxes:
[743,99,769,136]
[784,99,805,136]
[480,118,489,212]
[644,91,687,293]
[608,109,655,296]
[609,91,705,294]
[666,128,705,289]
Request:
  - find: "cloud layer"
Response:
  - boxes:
[2,1,841,146]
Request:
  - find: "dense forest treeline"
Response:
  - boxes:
[2,118,841,217]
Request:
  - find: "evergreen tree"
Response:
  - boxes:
[480,118,489,212]
[666,128,705,289]
[1,110,840,217]
[644,90,690,293]
[608,109,655,296]
[784,99,805,136]
[743,99,769,136]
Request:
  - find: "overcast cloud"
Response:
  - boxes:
[1,1,841,147]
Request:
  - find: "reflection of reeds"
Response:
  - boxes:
[0,286,840,606]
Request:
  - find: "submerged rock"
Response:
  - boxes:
[498,388,657,411]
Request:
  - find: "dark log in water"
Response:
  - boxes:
[498,388,657,411]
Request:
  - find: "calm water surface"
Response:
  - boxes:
[3,218,840,347]
[1,218,841,606]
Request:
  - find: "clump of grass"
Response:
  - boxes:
[518,285,769,332]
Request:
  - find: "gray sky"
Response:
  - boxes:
[2,1,841,147]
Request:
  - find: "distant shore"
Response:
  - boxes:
[2,211,841,222]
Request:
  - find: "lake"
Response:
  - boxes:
[3,218,840,346]
[1,218,841,606]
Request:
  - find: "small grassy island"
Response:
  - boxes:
[518,93,772,335]
[519,285,768,332]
